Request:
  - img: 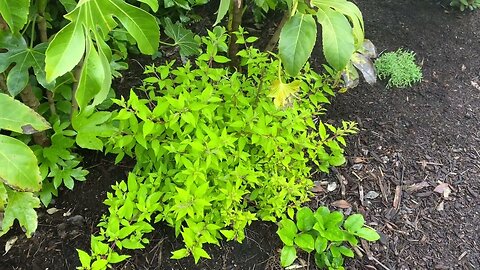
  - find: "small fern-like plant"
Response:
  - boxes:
[374,49,422,89]
[450,0,480,11]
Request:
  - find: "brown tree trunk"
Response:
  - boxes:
[228,0,243,69]
[19,85,51,147]
[264,11,290,52]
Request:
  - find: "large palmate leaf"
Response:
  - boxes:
[315,6,355,71]
[0,93,50,134]
[164,18,200,57]
[0,32,51,96]
[0,0,30,33]
[313,0,364,46]
[45,0,159,110]
[278,14,317,76]
[0,135,42,192]
[0,189,40,238]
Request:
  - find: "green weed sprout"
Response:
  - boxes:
[374,49,422,88]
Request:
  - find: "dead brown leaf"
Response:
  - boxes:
[406,181,430,193]
[434,182,452,198]
[331,200,352,209]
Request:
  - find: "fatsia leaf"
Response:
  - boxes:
[0,32,52,96]
[278,14,317,76]
[316,6,355,70]
[0,93,50,134]
[268,79,301,108]
[164,18,200,57]
[0,135,42,192]
[0,189,40,238]
[0,0,30,33]
[46,0,159,107]
[137,0,159,11]
[75,39,110,110]
[72,110,116,150]
[59,0,78,12]
[45,21,85,82]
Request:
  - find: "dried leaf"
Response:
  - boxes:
[311,181,325,193]
[364,191,380,200]
[327,182,337,192]
[406,181,430,193]
[4,236,17,255]
[434,182,451,198]
[46,208,60,215]
[436,201,444,211]
[331,200,352,209]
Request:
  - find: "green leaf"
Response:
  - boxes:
[315,6,355,70]
[315,236,328,253]
[312,0,364,45]
[280,245,297,267]
[77,249,92,267]
[72,110,116,150]
[277,219,298,246]
[45,21,85,82]
[59,0,77,12]
[192,247,211,263]
[338,245,354,258]
[278,14,317,76]
[0,189,40,238]
[354,227,380,241]
[0,33,52,96]
[0,93,50,134]
[294,233,315,252]
[344,214,364,233]
[214,0,230,26]
[171,248,189,259]
[75,38,111,111]
[0,0,30,32]
[164,18,200,57]
[296,207,316,232]
[137,0,159,11]
[0,135,42,192]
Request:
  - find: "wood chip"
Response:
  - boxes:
[393,185,402,209]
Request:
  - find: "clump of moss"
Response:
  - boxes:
[374,49,422,89]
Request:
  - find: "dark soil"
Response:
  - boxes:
[2,0,480,269]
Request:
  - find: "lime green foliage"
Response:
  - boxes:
[374,49,422,88]
[450,0,480,10]
[277,207,380,269]
[77,31,357,269]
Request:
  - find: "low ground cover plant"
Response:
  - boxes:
[374,49,422,88]
[450,0,480,10]
[277,207,380,269]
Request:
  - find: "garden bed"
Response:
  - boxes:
[1,0,479,269]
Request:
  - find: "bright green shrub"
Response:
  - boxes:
[77,31,357,268]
